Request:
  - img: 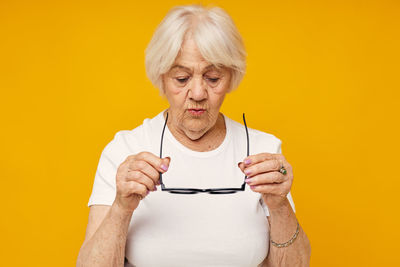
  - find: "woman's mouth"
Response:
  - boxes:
[188,108,206,116]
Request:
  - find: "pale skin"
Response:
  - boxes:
[77,36,311,266]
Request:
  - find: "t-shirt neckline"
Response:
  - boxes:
[157,109,231,158]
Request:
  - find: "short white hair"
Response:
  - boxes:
[145,4,247,94]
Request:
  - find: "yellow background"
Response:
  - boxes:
[1,0,399,266]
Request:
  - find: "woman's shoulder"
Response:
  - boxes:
[103,110,165,155]
[224,114,282,154]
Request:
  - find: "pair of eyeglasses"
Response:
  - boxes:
[159,112,250,194]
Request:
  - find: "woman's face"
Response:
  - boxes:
[162,37,231,141]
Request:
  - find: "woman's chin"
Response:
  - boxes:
[183,123,209,140]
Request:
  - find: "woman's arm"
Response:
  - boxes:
[76,203,133,267]
[77,152,170,267]
[238,151,311,266]
[262,197,311,267]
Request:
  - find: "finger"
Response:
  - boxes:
[249,183,285,195]
[237,162,245,173]
[132,152,170,173]
[245,171,287,186]
[164,156,171,169]
[243,153,274,167]
[243,153,285,168]
[124,181,149,199]
[128,160,160,184]
[243,159,282,177]
[154,156,170,185]
[126,170,157,191]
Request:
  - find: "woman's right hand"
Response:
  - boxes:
[114,152,170,213]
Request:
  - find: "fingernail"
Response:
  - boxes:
[244,169,251,175]
[161,164,168,171]
[146,190,150,196]
[237,162,242,168]
[250,185,256,189]
[244,159,251,165]
[245,178,252,183]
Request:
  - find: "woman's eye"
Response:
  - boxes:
[207,77,220,83]
[176,77,189,83]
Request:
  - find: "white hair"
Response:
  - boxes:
[145,4,247,95]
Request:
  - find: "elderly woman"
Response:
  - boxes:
[77,4,311,267]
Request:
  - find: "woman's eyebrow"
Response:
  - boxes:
[170,65,189,71]
[203,64,217,71]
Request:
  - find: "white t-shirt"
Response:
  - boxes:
[88,109,296,267]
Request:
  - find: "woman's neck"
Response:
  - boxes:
[163,110,226,152]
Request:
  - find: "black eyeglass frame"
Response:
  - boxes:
[159,112,250,194]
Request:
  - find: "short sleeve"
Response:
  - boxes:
[87,130,141,207]
[259,137,296,216]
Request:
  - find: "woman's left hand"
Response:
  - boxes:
[238,153,293,211]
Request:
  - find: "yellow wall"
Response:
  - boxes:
[1,0,399,266]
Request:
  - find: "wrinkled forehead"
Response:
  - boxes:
[169,64,220,73]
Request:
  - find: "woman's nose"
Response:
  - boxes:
[188,77,207,101]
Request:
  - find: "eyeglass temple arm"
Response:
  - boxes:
[242,113,250,187]
[243,113,249,157]
[159,112,169,187]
